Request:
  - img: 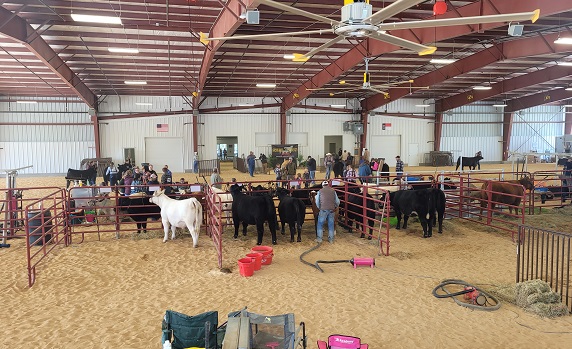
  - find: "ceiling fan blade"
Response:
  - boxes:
[363,0,427,25]
[376,9,540,31]
[372,85,430,90]
[292,36,346,61]
[369,31,436,56]
[368,87,389,96]
[370,79,414,87]
[258,0,341,26]
[200,29,332,44]
[330,87,363,95]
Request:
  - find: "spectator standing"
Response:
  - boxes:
[88,161,97,185]
[395,155,404,180]
[324,153,334,180]
[316,180,340,244]
[161,166,173,194]
[246,151,256,177]
[210,168,224,189]
[358,159,372,183]
[338,148,343,158]
[294,173,303,189]
[260,153,269,174]
[274,163,282,186]
[380,158,390,182]
[132,167,143,194]
[286,157,297,181]
[121,170,134,195]
[343,164,357,182]
[193,152,199,173]
[306,155,317,185]
[223,149,228,160]
[302,169,310,188]
[106,162,119,186]
[148,164,158,178]
[363,148,370,162]
[475,150,482,170]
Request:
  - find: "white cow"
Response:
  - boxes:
[149,189,203,246]
[210,186,233,225]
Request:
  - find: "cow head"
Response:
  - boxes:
[275,187,290,199]
[519,176,535,191]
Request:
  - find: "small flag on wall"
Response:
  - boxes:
[157,123,169,132]
[382,123,392,130]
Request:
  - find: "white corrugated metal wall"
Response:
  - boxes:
[98,96,192,170]
[0,98,92,174]
[1,96,566,174]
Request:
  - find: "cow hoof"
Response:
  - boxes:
[297,238,301,242]
[290,238,294,243]
[423,235,428,238]
[360,234,365,238]
[396,226,401,230]
[438,231,443,234]
[368,236,372,240]
[257,242,262,246]
[272,240,277,245]
[281,231,285,235]
[233,235,238,239]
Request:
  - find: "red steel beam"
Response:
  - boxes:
[0,7,97,108]
[505,88,572,113]
[284,0,572,111]
[196,0,260,105]
[502,113,514,161]
[437,56,572,112]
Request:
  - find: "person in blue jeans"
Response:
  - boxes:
[315,180,340,244]
[306,155,317,185]
[193,152,199,173]
[246,151,256,177]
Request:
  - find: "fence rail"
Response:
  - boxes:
[517,225,572,312]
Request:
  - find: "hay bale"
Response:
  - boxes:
[513,279,568,318]
[527,303,569,318]
[489,283,516,303]
[515,279,551,307]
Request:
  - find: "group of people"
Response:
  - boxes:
[103,160,177,195]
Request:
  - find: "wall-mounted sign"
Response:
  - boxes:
[382,123,392,131]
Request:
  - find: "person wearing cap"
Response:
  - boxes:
[161,166,173,194]
[395,155,404,180]
[306,155,317,185]
[315,180,340,244]
[193,152,199,173]
[246,151,256,177]
[324,152,334,179]
[210,168,224,189]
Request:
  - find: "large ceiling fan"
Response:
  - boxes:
[200,0,539,61]
[306,57,428,96]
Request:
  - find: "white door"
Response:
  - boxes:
[408,143,419,166]
[370,135,401,166]
[145,137,183,172]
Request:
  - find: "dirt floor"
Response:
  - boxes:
[1,161,572,349]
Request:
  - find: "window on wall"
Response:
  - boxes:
[255,132,276,146]
[288,132,308,146]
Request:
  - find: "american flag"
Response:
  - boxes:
[157,123,169,132]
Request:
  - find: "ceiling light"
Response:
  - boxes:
[564,105,572,107]
[493,104,507,108]
[124,80,147,85]
[16,100,37,104]
[415,104,430,108]
[558,61,572,66]
[239,103,253,107]
[566,87,572,91]
[283,54,295,59]
[71,14,122,24]
[256,83,276,88]
[135,102,152,106]
[330,104,346,108]
[430,58,457,64]
[108,47,139,54]
[554,37,572,45]
[473,86,492,90]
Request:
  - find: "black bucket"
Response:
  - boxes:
[27,210,52,246]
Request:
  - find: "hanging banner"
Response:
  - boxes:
[271,144,299,159]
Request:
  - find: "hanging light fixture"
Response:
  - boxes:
[433,0,447,16]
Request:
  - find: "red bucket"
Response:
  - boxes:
[246,252,263,271]
[238,258,254,277]
[251,246,274,265]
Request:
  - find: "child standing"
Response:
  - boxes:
[274,163,282,186]
[302,169,310,188]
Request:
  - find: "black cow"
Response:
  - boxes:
[455,155,483,171]
[427,188,446,234]
[341,185,376,240]
[290,184,323,206]
[65,167,97,188]
[333,160,344,178]
[390,189,435,238]
[275,187,306,242]
[229,184,278,245]
[118,195,161,234]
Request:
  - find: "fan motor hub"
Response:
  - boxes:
[336,3,376,37]
[334,23,378,37]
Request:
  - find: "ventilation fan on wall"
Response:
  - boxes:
[305,57,428,96]
[200,0,539,61]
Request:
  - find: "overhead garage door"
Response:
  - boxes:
[370,135,401,166]
[145,137,183,172]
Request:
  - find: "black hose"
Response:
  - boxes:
[299,241,323,271]
[315,259,352,273]
[432,279,501,311]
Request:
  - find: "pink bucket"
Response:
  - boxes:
[246,253,263,271]
[251,246,274,265]
[237,258,254,277]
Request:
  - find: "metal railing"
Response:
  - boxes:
[517,225,571,313]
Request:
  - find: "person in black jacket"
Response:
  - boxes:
[306,155,317,185]
[260,153,268,174]
[380,158,390,182]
